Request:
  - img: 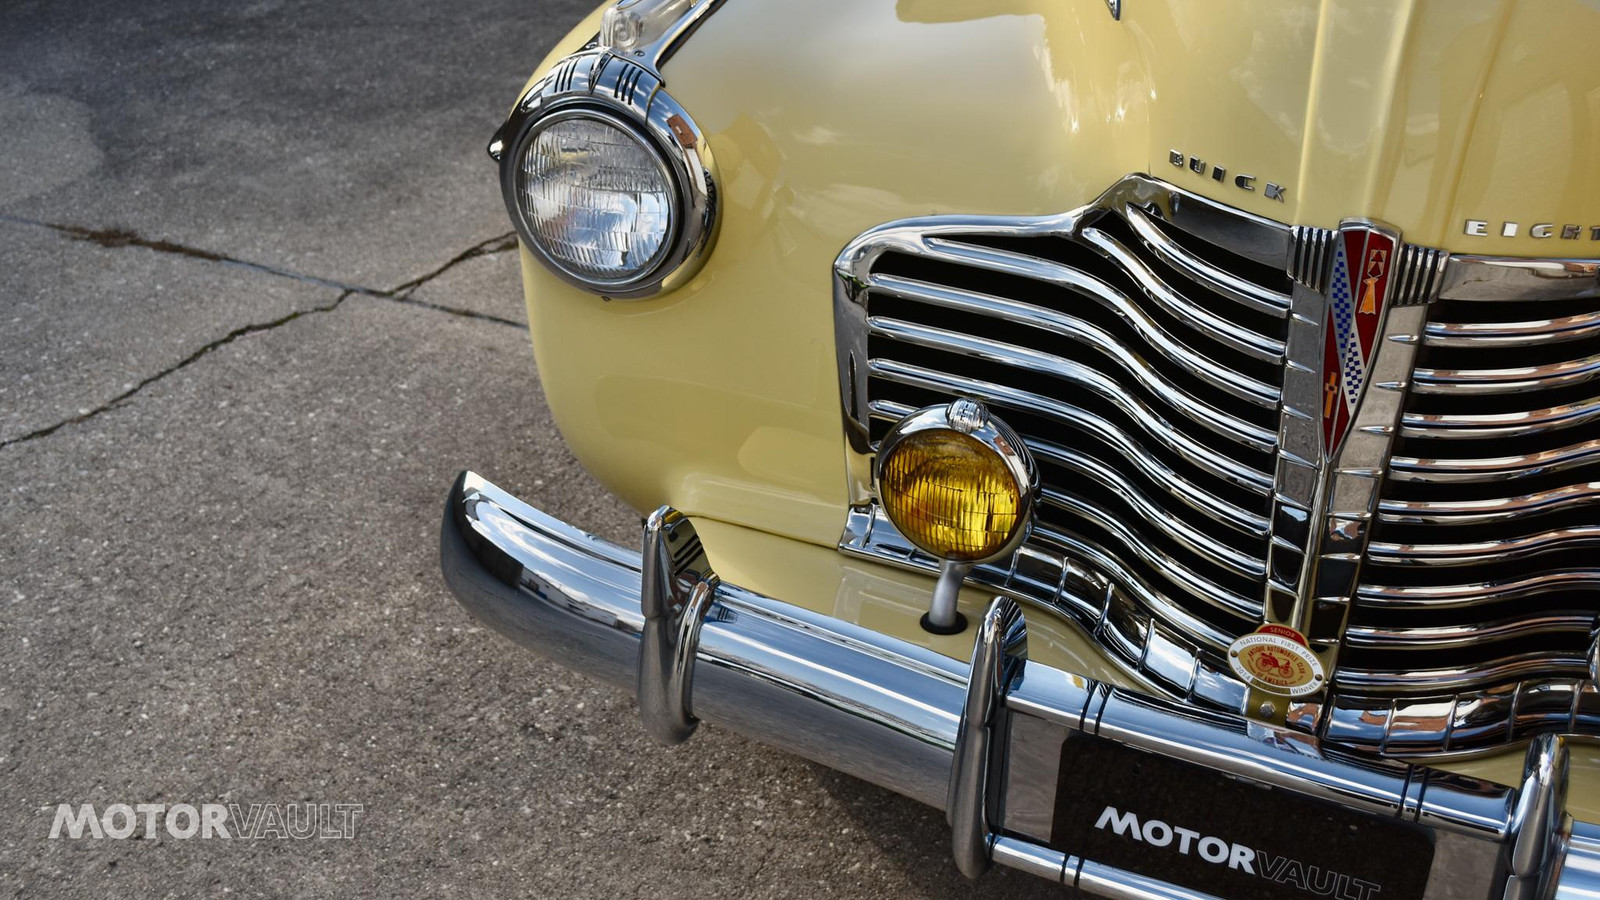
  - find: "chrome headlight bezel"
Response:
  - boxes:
[491,50,719,300]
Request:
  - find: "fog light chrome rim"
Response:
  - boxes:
[875,399,1039,633]
[875,398,1039,565]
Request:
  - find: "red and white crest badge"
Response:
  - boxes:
[1321,225,1395,452]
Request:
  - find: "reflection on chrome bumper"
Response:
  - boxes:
[440,471,1600,898]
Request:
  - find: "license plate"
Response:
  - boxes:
[1046,733,1435,900]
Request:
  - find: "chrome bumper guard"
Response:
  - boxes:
[441,471,1599,899]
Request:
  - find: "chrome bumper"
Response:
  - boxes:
[441,471,1600,899]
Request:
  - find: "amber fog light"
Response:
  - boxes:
[876,399,1037,633]
[880,430,1026,561]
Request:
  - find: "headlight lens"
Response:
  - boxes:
[515,112,675,285]
[879,429,1026,562]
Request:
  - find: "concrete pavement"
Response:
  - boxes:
[0,2,1058,897]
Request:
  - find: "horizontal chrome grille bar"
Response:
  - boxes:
[1075,228,1286,362]
[867,358,1275,493]
[1438,255,1600,302]
[868,267,1281,405]
[1377,481,1600,524]
[1389,439,1600,483]
[1123,205,1291,316]
[1358,569,1600,609]
[865,398,1269,537]
[1425,311,1600,347]
[1368,525,1600,566]
[1413,350,1600,394]
[1337,653,1590,694]
[865,315,1277,450]
[1344,614,1595,651]
[1324,680,1600,756]
[1402,396,1600,439]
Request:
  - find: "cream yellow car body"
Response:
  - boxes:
[513,0,1600,811]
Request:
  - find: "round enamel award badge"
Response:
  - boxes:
[1227,625,1326,697]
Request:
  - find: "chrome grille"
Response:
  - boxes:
[835,176,1600,757]
[836,176,1295,711]
[1329,258,1600,754]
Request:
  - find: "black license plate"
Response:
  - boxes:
[1048,734,1435,900]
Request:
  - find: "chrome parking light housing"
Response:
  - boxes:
[875,398,1039,565]
[875,398,1039,633]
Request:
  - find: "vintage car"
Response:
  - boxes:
[439,0,1600,895]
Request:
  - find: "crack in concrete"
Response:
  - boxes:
[392,233,519,298]
[1,213,520,307]
[386,293,525,329]
[0,220,525,451]
[382,231,525,326]
[0,292,355,451]
[0,213,388,297]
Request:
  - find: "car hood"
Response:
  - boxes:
[666,0,1600,256]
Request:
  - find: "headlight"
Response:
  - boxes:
[515,111,675,286]
[877,399,1037,563]
[492,49,719,300]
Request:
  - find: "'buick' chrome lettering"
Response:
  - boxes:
[1168,149,1287,201]
[1094,805,1384,900]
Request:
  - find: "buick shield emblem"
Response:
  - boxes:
[1321,224,1395,452]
